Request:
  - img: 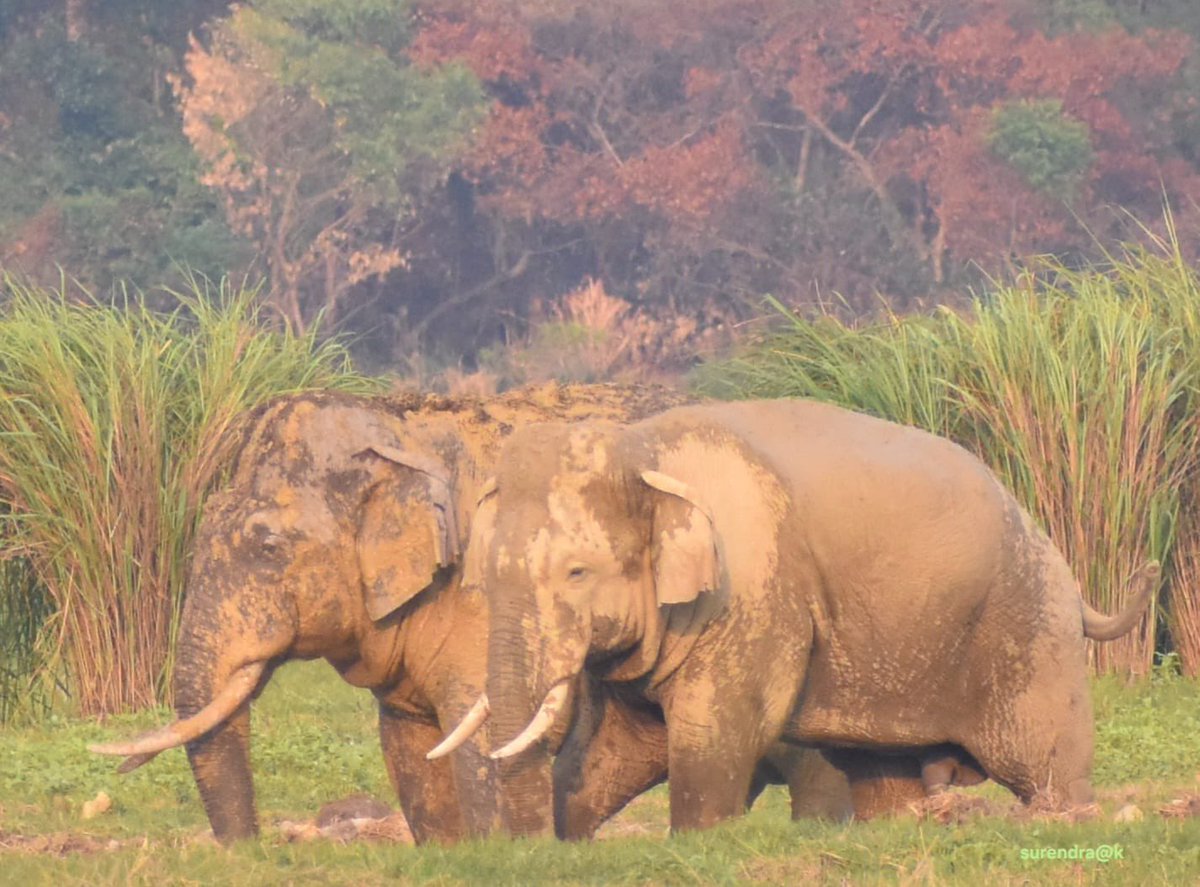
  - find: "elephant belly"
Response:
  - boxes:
[787,702,951,748]
[786,656,972,750]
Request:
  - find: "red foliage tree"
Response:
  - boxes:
[408,0,1198,328]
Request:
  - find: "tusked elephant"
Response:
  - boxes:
[89,384,701,843]
[436,398,1157,833]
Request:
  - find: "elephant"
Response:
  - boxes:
[436,398,1157,833]
[88,383,699,843]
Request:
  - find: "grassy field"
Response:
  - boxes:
[0,662,1197,884]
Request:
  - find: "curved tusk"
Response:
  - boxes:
[88,661,266,760]
[426,694,490,761]
[490,681,570,761]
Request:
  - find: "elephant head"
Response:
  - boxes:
[89,392,469,841]
[435,420,721,832]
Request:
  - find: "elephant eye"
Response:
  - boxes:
[567,565,589,581]
[261,533,285,553]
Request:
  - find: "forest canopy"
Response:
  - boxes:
[1,0,1198,371]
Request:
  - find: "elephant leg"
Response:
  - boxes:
[378,705,466,844]
[667,740,759,831]
[760,744,853,821]
[822,749,927,819]
[554,684,668,840]
[664,691,783,832]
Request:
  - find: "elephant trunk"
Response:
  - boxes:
[171,618,264,842]
[171,597,283,840]
[491,681,570,760]
[164,567,293,843]
[487,607,556,837]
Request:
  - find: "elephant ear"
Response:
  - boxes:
[641,470,720,606]
[356,446,461,621]
[461,477,498,590]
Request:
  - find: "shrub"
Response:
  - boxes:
[987,99,1094,199]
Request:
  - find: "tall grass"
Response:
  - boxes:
[698,240,1200,676]
[0,552,53,722]
[0,276,378,717]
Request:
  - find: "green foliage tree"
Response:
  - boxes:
[173,0,485,332]
[987,100,1095,198]
[0,8,248,294]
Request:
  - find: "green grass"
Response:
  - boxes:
[3,662,1200,884]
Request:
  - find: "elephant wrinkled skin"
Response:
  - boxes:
[90,383,696,843]
[455,398,1156,833]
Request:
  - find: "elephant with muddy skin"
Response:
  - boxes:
[437,398,1156,833]
[89,387,1066,842]
[89,384,713,843]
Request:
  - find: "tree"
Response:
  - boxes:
[172,0,484,332]
[0,2,245,296]
[410,0,1199,327]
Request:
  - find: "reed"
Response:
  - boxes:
[699,238,1200,675]
[0,276,376,716]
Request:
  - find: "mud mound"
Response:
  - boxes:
[380,380,694,424]
[277,795,413,845]
[1157,794,1200,819]
[1011,792,1101,824]
[907,792,998,825]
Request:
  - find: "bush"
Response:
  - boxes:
[987,99,1094,199]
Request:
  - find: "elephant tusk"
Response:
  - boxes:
[425,694,490,760]
[117,751,160,774]
[88,661,266,760]
[490,681,570,761]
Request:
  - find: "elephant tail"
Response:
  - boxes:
[1082,561,1160,642]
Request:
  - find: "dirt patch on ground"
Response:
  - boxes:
[277,794,414,845]
[601,782,1200,838]
[906,791,999,825]
[1157,792,1200,819]
[6,784,1200,856]
[0,829,126,856]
